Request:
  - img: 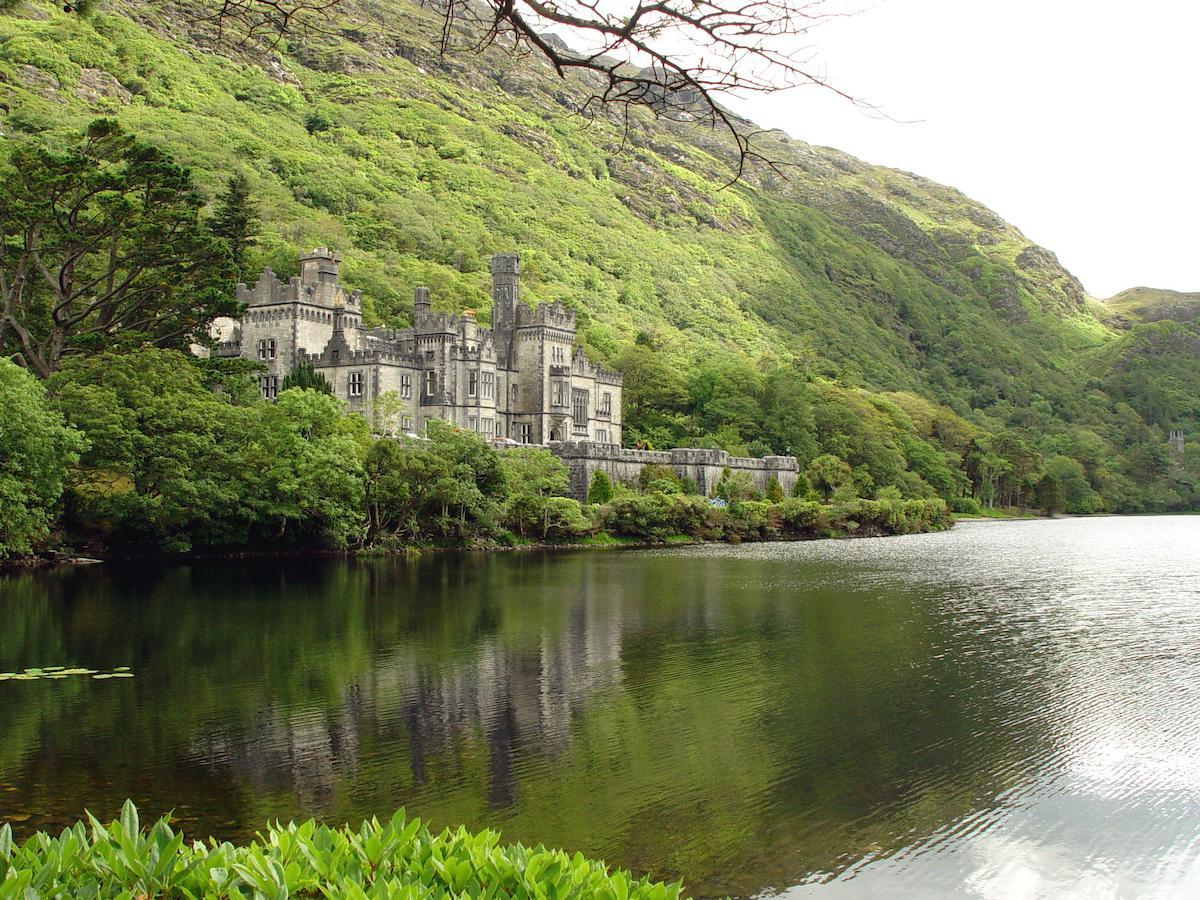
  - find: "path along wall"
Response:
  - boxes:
[549,442,799,500]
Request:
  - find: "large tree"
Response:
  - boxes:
[0,120,237,377]
[0,359,85,557]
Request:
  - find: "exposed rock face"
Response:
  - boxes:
[15,64,58,99]
[75,68,132,105]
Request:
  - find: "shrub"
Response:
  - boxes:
[588,469,615,504]
[950,495,981,515]
[0,801,681,898]
[765,476,785,503]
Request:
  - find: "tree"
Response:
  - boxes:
[715,467,758,503]
[247,388,371,546]
[1035,473,1063,517]
[588,470,614,505]
[209,172,260,278]
[281,360,333,395]
[806,454,852,501]
[500,446,571,537]
[0,359,85,556]
[0,120,236,377]
[49,349,251,550]
[766,476,785,503]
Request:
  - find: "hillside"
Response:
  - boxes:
[1,0,1197,512]
[1104,287,1200,326]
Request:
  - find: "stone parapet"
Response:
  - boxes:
[549,441,798,500]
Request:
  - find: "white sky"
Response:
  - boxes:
[731,0,1200,298]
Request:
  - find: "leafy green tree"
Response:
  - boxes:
[364,438,449,543]
[209,172,260,278]
[588,470,615,504]
[281,360,333,395]
[500,447,571,537]
[806,454,853,501]
[0,359,85,556]
[247,389,371,546]
[1043,455,1102,514]
[715,467,758,502]
[1035,473,1063,517]
[0,121,236,377]
[50,349,250,550]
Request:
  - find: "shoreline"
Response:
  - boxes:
[1,521,954,572]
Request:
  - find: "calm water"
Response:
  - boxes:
[2,517,1200,897]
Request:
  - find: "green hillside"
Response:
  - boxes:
[1103,287,1200,326]
[1,0,1197,512]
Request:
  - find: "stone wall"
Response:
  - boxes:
[550,442,798,500]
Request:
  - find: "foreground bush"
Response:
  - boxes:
[0,801,681,899]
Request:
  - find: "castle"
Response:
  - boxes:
[215,249,623,445]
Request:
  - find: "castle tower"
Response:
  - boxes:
[300,247,340,286]
[490,253,520,333]
[413,286,431,325]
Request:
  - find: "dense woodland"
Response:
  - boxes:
[1,0,1199,559]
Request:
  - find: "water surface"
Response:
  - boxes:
[2,517,1199,897]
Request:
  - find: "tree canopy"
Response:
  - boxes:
[0,120,236,377]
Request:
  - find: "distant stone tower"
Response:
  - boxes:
[490,253,520,333]
[1169,429,1186,472]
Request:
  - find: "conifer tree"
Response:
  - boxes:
[210,172,260,279]
[281,360,332,395]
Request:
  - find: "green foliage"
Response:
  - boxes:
[0,358,85,556]
[766,476,785,503]
[49,351,368,551]
[281,359,333,395]
[588,469,614,504]
[0,800,680,898]
[0,119,236,377]
[209,171,261,278]
[1035,473,1063,516]
[806,454,853,501]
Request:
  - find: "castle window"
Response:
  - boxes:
[511,383,518,403]
[257,339,276,361]
[468,371,478,398]
[348,371,364,398]
[597,429,610,444]
[402,415,413,432]
[552,381,565,407]
[483,418,494,436]
[468,416,477,432]
[572,389,588,429]
[601,391,612,414]
[482,371,494,399]
[518,423,532,444]
[424,370,437,396]
[260,375,279,401]
[400,374,412,399]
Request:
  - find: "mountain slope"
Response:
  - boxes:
[1,0,1196,510]
[1104,287,1200,326]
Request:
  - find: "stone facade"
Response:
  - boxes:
[215,249,623,444]
[553,442,799,501]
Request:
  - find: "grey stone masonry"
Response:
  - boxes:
[214,249,623,444]
[552,441,799,500]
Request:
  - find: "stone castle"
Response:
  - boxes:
[216,249,622,445]
[213,248,798,498]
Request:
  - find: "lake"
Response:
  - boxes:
[2,516,1199,897]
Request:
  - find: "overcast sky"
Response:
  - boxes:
[732,0,1199,298]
